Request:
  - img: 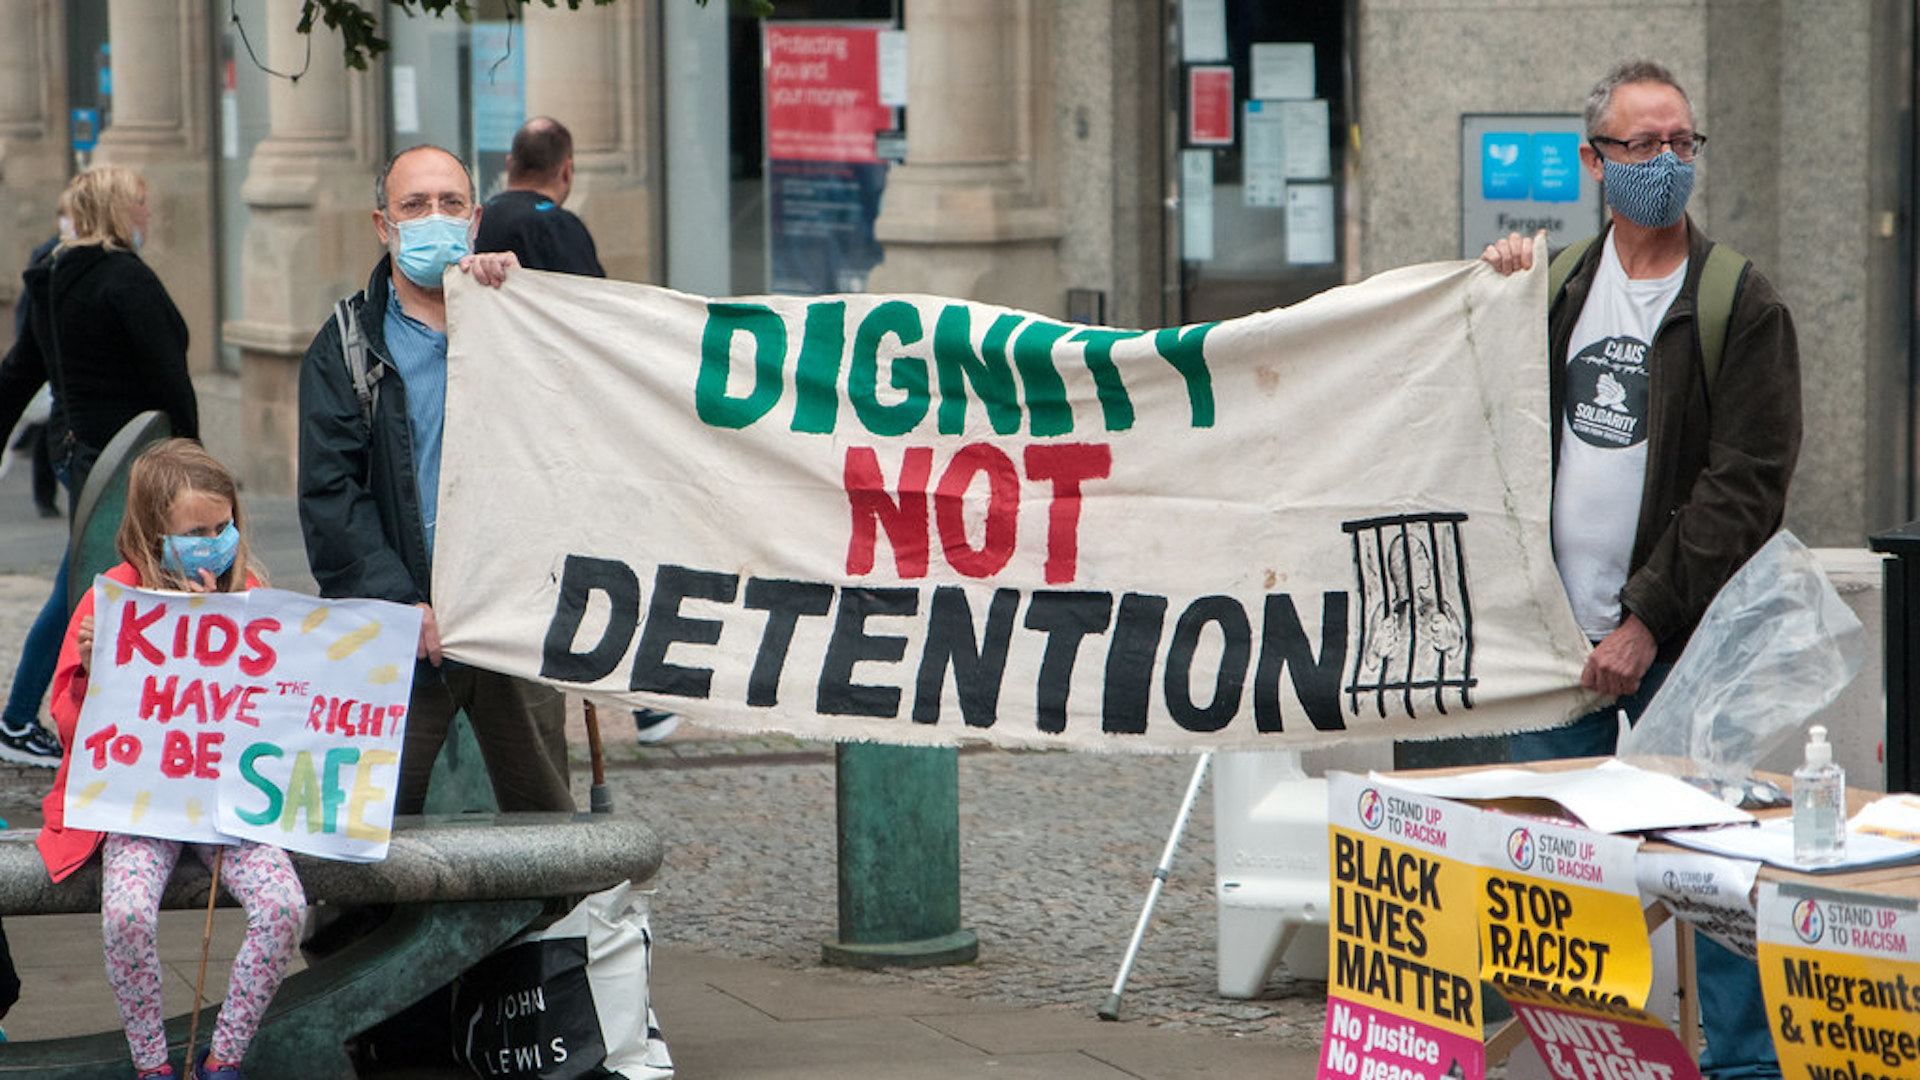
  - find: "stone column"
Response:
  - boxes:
[524,2,659,283]
[867,0,1062,314]
[92,1,216,384]
[0,0,68,350]
[223,3,380,495]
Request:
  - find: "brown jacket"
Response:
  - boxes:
[1548,219,1802,660]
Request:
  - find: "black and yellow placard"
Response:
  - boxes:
[1320,772,1487,1080]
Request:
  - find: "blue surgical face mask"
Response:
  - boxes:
[1601,151,1694,229]
[389,213,473,288]
[161,522,240,582]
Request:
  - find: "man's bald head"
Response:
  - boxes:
[507,118,574,186]
[376,144,476,213]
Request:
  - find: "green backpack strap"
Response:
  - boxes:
[1694,243,1750,389]
[1546,235,1595,305]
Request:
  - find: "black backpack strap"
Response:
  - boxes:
[41,249,77,457]
[332,292,384,429]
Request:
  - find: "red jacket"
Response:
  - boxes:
[37,563,259,882]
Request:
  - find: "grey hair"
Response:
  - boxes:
[374,144,476,210]
[1584,59,1692,139]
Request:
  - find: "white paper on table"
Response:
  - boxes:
[1280,99,1331,179]
[1656,817,1920,873]
[1250,43,1315,100]
[1375,759,1754,834]
[1851,793,1920,842]
[1285,183,1335,264]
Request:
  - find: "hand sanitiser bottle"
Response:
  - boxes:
[1792,725,1846,866]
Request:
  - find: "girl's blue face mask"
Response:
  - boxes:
[161,522,239,582]
[389,213,473,288]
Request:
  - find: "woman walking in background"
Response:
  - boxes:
[0,165,196,764]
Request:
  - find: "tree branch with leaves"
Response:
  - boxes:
[299,0,771,71]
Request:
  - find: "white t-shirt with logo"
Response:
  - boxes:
[1553,232,1686,639]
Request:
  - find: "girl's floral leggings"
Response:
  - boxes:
[101,833,307,1072]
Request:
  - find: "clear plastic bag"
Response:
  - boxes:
[1617,531,1865,783]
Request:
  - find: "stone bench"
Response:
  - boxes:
[0,812,663,1079]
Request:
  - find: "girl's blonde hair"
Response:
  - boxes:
[115,439,262,592]
[61,165,147,252]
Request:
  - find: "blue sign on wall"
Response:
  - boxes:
[1532,133,1581,202]
[71,108,101,153]
[1481,134,1532,200]
[1460,114,1601,258]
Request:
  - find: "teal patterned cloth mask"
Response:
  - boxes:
[1601,151,1694,229]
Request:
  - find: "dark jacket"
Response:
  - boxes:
[0,244,195,463]
[1549,219,1801,660]
[297,256,435,607]
[11,235,57,340]
[475,189,605,277]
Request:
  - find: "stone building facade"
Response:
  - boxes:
[0,0,1909,550]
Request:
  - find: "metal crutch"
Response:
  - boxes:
[1098,751,1212,1021]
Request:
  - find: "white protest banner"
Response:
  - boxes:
[68,579,420,861]
[433,248,1594,751]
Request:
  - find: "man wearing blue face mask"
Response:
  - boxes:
[1484,60,1799,1080]
[295,144,574,816]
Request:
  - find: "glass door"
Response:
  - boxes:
[1169,0,1351,322]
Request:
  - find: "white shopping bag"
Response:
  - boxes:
[455,880,673,1080]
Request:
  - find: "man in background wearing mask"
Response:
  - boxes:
[1483,60,1799,1079]
[296,144,574,815]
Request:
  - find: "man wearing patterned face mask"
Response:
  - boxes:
[1483,60,1799,1080]
[295,145,574,817]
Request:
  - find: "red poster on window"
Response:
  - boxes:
[765,26,895,163]
[1188,65,1235,146]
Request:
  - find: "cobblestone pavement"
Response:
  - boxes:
[601,738,1332,1047]
[0,553,1332,1050]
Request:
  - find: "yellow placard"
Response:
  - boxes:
[1479,818,1653,1007]
[1320,774,1488,1080]
[1757,881,1920,1079]
[1331,824,1482,1034]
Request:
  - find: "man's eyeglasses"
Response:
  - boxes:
[1589,133,1706,164]
[388,194,472,219]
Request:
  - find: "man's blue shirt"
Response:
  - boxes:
[384,286,448,557]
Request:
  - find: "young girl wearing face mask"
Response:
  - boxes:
[37,439,306,1080]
